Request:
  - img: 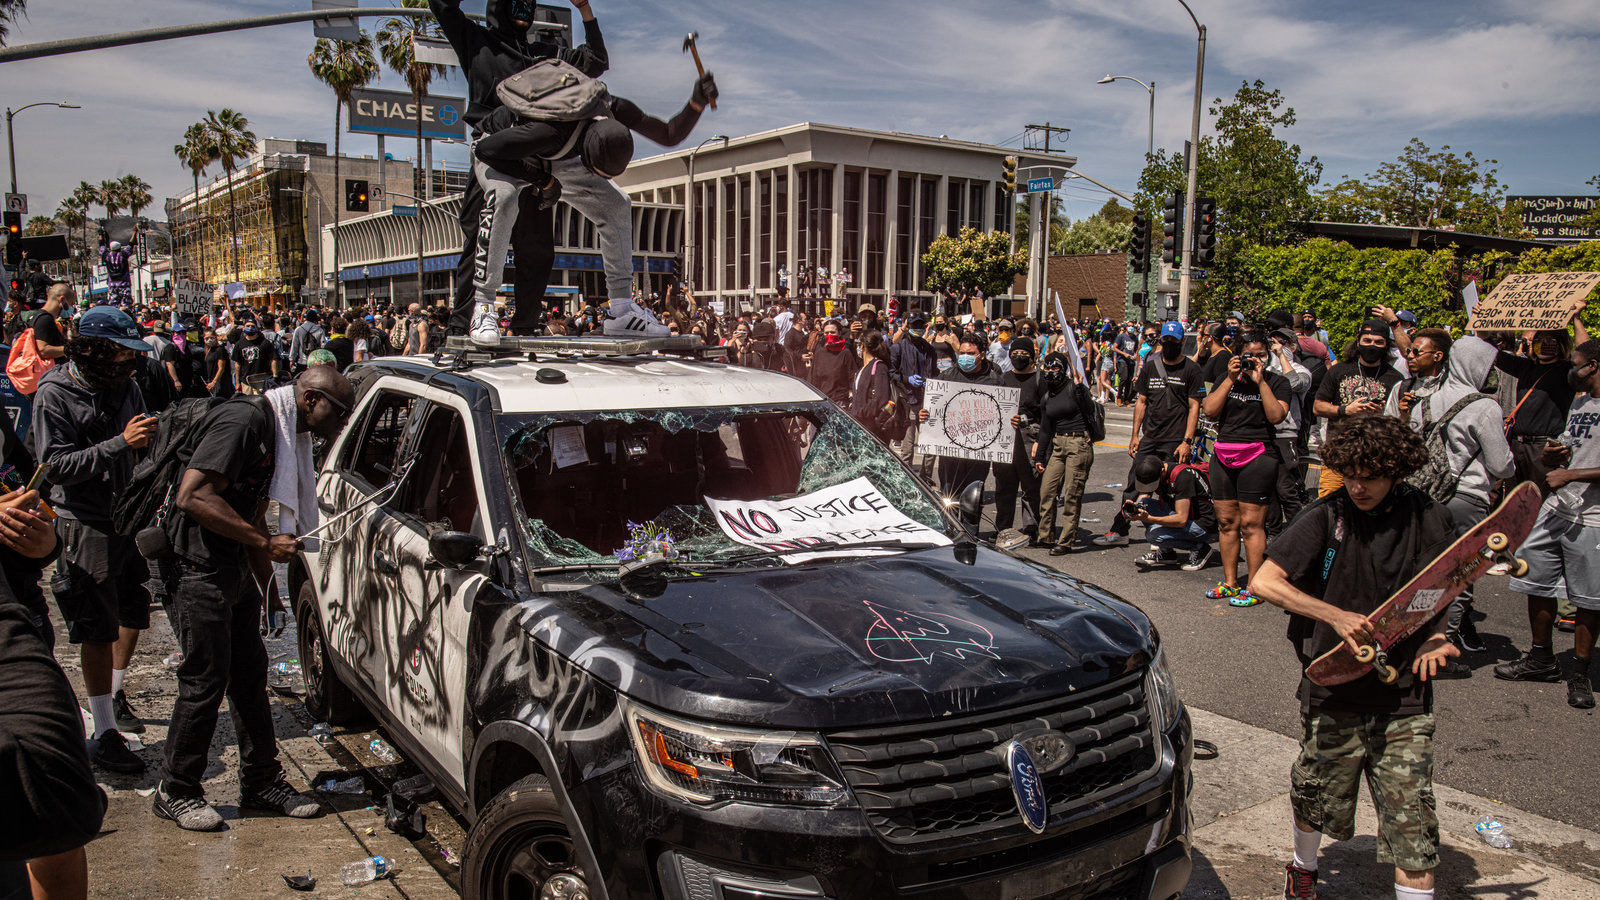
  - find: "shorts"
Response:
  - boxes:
[1290,710,1438,872]
[1208,445,1277,505]
[1507,511,1600,609]
[52,518,151,645]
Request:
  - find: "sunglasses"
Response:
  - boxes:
[310,389,352,420]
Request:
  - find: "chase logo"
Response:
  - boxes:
[1006,740,1049,834]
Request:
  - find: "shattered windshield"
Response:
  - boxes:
[499,401,954,578]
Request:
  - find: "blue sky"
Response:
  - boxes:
[5,0,1598,226]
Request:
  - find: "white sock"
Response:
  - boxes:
[1394,884,1433,900]
[88,693,117,738]
[1292,825,1322,872]
[112,667,126,695]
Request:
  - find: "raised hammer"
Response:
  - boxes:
[682,31,716,110]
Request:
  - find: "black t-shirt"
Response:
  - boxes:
[1199,349,1232,388]
[231,337,279,386]
[1033,382,1087,464]
[1213,369,1292,443]
[205,345,235,398]
[1266,484,1457,714]
[164,343,209,399]
[1496,353,1576,440]
[1315,361,1403,412]
[1136,355,1205,445]
[1169,465,1216,533]
[324,336,355,372]
[27,310,63,349]
[173,400,275,570]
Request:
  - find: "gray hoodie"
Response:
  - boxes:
[1384,335,1513,504]
[32,363,147,523]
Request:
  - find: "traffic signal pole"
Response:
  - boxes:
[1177,3,1207,324]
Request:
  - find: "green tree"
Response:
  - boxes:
[1051,216,1132,255]
[1317,138,1529,237]
[174,122,216,280]
[204,108,258,283]
[1013,192,1066,243]
[1094,198,1134,226]
[921,227,1027,301]
[98,178,124,218]
[119,174,152,219]
[23,215,56,237]
[308,33,380,304]
[56,195,88,285]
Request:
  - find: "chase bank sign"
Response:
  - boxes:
[348,88,468,141]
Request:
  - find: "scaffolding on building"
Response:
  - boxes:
[168,156,309,303]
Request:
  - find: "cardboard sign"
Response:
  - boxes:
[1468,271,1600,332]
[917,381,1021,463]
[706,476,950,563]
[173,279,213,317]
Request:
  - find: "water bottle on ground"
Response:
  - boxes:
[339,856,389,886]
[272,661,301,677]
[163,651,185,668]
[368,735,399,764]
[1475,815,1512,849]
[308,723,333,743]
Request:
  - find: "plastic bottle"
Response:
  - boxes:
[272,662,301,677]
[368,736,399,764]
[308,723,333,743]
[1475,816,1512,849]
[339,856,389,886]
[163,651,185,668]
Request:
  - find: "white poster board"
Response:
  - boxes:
[916,381,1021,463]
[173,279,214,318]
[706,476,950,563]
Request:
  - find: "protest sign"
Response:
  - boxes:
[1467,271,1600,332]
[706,476,951,563]
[173,279,214,318]
[916,381,1020,463]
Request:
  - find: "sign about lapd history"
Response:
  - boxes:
[1467,271,1600,332]
[917,381,1021,464]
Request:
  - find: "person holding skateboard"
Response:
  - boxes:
[1250,414,1460,900]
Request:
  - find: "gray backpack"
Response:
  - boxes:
[1403,393,1482,502]
[496,58,610,124]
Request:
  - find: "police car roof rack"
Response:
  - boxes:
[439,334,727,365]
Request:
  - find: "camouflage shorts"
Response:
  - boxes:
[1290,710,1439,872]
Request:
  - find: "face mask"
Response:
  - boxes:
[1536,341,1561,362]
[1010,354,1033,370]
[956,354,978,372]
[1161,342,1183,362]
[1226,325,1239,339]
[77,356,139,389]
[1044,368,1066,389]
[823,334,845,351]
[1357,344,1386,365]
[998,330,1012,342]
[1568,363,1593,390]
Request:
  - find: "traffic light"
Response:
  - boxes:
[1161,190,1183,266]
[1002,156,1017,194]
[1129,212,1149,271]
[2,211,19,267]
[1193,195,1217,267]
[345,179,369,212]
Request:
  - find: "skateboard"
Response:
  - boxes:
[1305,482,1541,687]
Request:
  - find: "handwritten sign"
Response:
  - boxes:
[173,279,214,318]
[917,381,1021,463]
[706,476,950,563]
[1468,271,1600,332]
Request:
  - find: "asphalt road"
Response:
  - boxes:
[1008,400,1599,834]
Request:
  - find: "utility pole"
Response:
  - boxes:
[1024,123,1071,321]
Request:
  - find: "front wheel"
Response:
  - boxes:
[296,580,366,725]
[463,775,593,900]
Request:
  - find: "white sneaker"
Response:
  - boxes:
[469,305,500,348]
[603,306,671,337]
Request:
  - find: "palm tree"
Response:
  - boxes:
[56,196,87,286]
[308,33,379,306]
[204,108,257,283]
[99,178,125,218]
[120,174,153,219]
[174,122,216,281]
[0,0,28,47]
[70,181,99,275]
[378,0,447,303]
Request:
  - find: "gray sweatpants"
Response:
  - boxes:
[468,153,636,309]
[1444,493,1491,638]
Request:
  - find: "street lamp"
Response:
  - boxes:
[1176,0,1206,324]
[684,134,728,292]
[281,187,325,301]
[7,101,81,194]
[1097,74,1155,317]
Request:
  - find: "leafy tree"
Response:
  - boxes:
[174,122,216,280]
[309,34,380,304]
[1317,138,1528,237]
[98,178,124,218]
[1094,199,1134,226]
[56,195,88,284]
[1013,192,1065,242]
[120,174,153,219]
[23,215,56,237]
[0,0,26,46]
[204,108,258,282]
[922,227,1027,302]
[1051,217,1132,255]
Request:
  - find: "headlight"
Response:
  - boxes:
[1146,646,1182,732]
[624,702,850,807]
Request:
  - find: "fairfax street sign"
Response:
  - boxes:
[1027,177,1055,194]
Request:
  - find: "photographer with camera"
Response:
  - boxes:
[1126,453,1216,571]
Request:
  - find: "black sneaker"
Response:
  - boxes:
[1493,652,1561,683]
[88,730,145,774]
[1570,673,1596,710]
[1135,547,1178,567]
[152,785,224,831]
[240,776,322,819]
[113,689,146,734]
[1455,617,1486,653]
[1283,862,1318,898]
[1182,546,1217,572]
[1556,615,1577,633]
[1433,659,1472,680]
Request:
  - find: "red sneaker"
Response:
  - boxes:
[1283,862,1317,899]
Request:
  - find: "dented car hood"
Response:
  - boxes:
[521,545,1155,731]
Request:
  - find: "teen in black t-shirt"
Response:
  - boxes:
[204,340,234,399]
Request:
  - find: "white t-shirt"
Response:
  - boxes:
[1549,394,1600,527]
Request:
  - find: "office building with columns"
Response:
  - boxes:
[616,122,1071,316]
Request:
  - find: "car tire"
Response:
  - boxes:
[296,580,366,725]
[462,775,592,900]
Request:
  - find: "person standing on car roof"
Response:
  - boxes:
[152,367,356,831]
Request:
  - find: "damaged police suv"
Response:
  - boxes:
[294,335,1192,900]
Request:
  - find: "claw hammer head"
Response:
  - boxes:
[681,31,715,109]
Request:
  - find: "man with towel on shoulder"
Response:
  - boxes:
[151,367,356,832]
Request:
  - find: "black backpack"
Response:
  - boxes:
[111,395,271,537]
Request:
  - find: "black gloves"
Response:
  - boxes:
[533,176,562,211]
[692,72,719,109]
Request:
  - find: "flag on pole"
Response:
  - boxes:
[1462,281,1479,317]
[1056,295,1085,379]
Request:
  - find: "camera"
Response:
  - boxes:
[1240,356,1259,372]
[1122,499,1140,518]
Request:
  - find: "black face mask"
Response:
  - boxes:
[1357,344,1386,365]
[1161,341,1183,362]
[1043,369,1067,390]
[1568,363,1594,390]
[1010,353,1034,370]
[77,357,139,389]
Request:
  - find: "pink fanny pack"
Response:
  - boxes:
[1212,441,1266,468]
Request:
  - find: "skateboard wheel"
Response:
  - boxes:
[1355,645,1377,664]
[1376,664,1399,685]
[1486,532,1509,552]
[1512,557,1529,578]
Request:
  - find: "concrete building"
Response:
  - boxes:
[616,122,1071,317]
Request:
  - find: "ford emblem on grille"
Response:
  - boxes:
[1005,740,1049,834]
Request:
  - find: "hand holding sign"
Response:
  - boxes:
[1467,271,1600,333]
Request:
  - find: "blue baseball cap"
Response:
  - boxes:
[1160,321,1185,341]
[77,305,150,352]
